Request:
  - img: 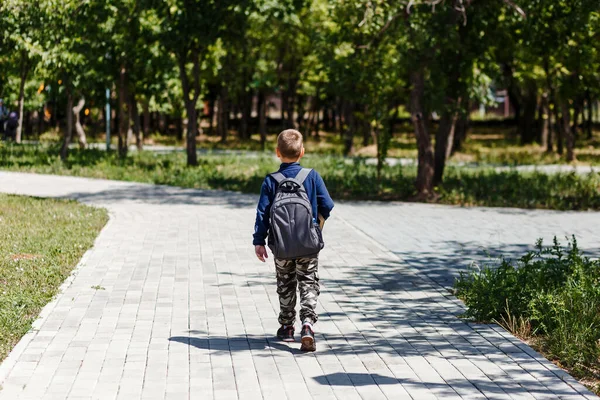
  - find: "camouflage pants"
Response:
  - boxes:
[275,257,320,326]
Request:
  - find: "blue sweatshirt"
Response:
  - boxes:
[253,162,334,246]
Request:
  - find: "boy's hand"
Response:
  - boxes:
[255,245,268,262]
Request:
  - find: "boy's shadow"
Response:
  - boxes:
[169,334,304,355]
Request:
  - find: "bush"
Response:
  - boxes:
[455,237,600,379]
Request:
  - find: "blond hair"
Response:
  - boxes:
[277,129,303,159]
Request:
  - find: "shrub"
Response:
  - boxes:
[454,237,600,378]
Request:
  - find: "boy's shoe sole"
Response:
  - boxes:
[300,336,316,352]
[279,336,295,342]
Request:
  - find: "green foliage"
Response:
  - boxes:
[455,237,600,377]
[440,168,600,210]
[0,194,107,362]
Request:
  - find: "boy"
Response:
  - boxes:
[253,129,334,352]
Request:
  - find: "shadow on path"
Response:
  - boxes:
[313,372,398,386]
[393,240,600,289]
[63,184,257,208]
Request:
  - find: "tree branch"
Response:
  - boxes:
[503,0,526,18]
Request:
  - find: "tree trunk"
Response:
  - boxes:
[452,111,469,154]
[73,98,87,149]
[150,112,157,133]
[258,90,267,150]
[539,93,549,148]
[60,86,74,160]
[175,112,184,141]
[131,99,142,150]
[362,104,371,146]
[376,102,397,181]
[281,91,288,130]
[322,106,330,132]
[218,86,229,143]
[286,80,297,128]
[572,102,580,141]
[176,115,183,142]
[117,66,129,158]
[343,102,356,156]
[503,64,521,127]
[143,99,150,145]
[158,113,166,135]
[546,110,554,153]
[185,100,198,165]
[434,111,458,186]
[337,99,345,139]
[551,95,564,155]
[519,86,537,144]
[313,105,320,139]
[585,91,593,139]
[410,70,435,198]
[561,101,575,162]
[176,51,199,166]
[16,62,29,144]
[304,107,315,138]
[296,95,306,133]
[240,91,252,140]
[38,106,44,138]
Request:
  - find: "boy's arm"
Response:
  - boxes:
[253,178,273,246]
[315,172,334,221]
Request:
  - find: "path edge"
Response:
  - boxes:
[335,211,599,398]
[0,210,114,391]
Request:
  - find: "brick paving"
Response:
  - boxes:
[0,171,598,400]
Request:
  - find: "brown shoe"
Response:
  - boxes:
[300,324,316,352]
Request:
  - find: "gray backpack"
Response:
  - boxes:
[268,168,324,259]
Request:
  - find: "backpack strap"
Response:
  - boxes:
[270,172,286,184]
[294,168,312,185]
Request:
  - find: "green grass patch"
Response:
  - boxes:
[454,237,600,394]
[1,143,600,210]
[0,194,108,362]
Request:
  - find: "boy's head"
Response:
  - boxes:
[276,129,305,162]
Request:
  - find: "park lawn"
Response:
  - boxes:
[36,124,600,165]
[1,144,600,211]
[0,194,108,362]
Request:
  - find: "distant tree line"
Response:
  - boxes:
[0,0,598,196]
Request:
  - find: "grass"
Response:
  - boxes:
[1,143,600,210]
[455,128,600,166]
[454,237,600,394]
[33,124,600,165]
[0,194,108,362]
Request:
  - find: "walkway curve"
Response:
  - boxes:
[0,171,598,400]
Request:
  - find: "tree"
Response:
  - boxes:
[154,0,244,166]
[397,0,525,197]
[2,0,48,143]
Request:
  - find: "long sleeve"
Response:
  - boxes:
[253,178,273,246]
[315,172,334,220]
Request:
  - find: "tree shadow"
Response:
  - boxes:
[392,240,600,289]
[168,331,585,397]
[166,240,596,397]
[313,372,398,386]
[62,183,257,208]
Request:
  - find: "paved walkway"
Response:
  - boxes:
[0,171,598,400]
